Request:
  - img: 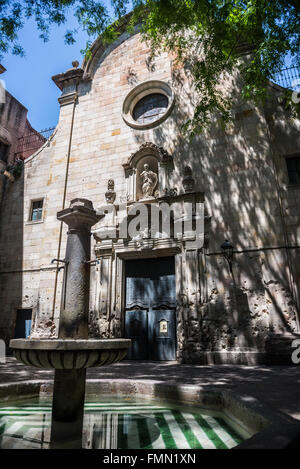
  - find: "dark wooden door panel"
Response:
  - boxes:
[125,276,150,309]
[151,274,176,309]
[124,310,148,360]
[148,309,176,361]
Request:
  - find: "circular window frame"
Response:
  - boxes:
[122,80,175,130]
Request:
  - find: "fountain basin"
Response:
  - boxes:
[1,380,300,449]
[10,339,131,370]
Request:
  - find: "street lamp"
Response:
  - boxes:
[221,239,234,272]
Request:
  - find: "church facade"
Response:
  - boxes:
[0,27,300,364]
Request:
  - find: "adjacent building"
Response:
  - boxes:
[0,67,46,340]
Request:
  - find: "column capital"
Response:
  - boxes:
[57,198,99,229]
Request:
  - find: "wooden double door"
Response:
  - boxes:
[124,257,176,361]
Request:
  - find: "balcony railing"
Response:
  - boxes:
[15,127,55,160]
[273,66,300,90]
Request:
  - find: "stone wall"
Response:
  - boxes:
[0,30,299,362]
[0,172,24,344]
[0,88,55,343]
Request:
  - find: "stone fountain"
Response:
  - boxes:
[10,198,131,448]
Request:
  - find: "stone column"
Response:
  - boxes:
[57,198,98,339]
[50,198,99,449]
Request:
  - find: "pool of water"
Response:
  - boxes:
[0,396,248,449]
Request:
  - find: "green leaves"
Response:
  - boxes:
[131,0,299,133]
[0,0,298,134]
[0,1,111,58]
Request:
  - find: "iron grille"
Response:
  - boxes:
[273,66,300,90]
[15,127,55,160]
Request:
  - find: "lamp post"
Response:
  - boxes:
[221,239,234,273]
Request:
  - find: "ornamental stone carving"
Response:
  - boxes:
[122,142,171,171]
[164,187,178,197]
[105,179,116,204]
[182,166,195,193]
[122,142,173,202]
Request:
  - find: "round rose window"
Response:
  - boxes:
[122,80,174,130]
[133,93,169,124]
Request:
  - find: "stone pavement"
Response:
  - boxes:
[1,358,300,421]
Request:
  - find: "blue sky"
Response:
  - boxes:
[1,8,108,131]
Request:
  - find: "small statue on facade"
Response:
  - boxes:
[105,179,116,204]
[140,163,158,198]
[182,165,195,193]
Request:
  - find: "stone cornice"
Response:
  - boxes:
[52,67,84,91]
[58,91,78,107]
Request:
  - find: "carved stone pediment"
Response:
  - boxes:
[122,142,171,171]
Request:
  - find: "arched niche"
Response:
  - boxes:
[122,142,172,202]
[136,155,158,200]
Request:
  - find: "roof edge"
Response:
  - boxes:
[81,12,133,80]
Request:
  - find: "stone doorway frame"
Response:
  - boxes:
[92,190,208,362]
[93,239,206,362]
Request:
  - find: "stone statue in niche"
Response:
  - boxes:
[140,164,158,199]
[105,179,116,204]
